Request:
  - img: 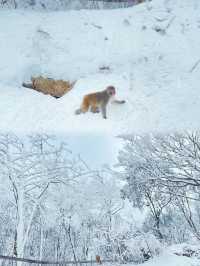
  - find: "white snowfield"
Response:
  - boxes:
[0,0,200,134]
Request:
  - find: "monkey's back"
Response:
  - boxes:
[83,90,109,106]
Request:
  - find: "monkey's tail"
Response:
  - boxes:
[22,82,34,89]
[75,97,90,115]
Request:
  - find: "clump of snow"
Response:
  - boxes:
[0,0,200,134]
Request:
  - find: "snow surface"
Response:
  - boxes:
[110,249,199,266]
[0,0,200,134]
[141,251,199,266]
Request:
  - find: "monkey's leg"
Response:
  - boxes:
[100,104,107,119]
[75,106,89,115]
[81,100,90,113]
[22,82,34,89]
[75,100,90,115]
[75,108,83,115]
[90,106,100,113]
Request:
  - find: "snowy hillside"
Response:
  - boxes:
[139,249,199,266]
[106,249,199,266]
[126,248,199,266]
[0,0,200,134]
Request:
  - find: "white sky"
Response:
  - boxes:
[65,134,123,168]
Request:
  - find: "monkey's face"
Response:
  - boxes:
[106,86,116,97]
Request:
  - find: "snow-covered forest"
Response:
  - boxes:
[0,0,141,10]
[0,133,200,266]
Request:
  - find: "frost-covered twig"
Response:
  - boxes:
[189,59,200,73]
[165,15,176,30]
[91,23,102,29]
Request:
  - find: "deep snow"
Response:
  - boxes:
[0,0,200,134]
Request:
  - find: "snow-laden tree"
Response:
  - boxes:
[0,134,90,263]
[117,135,172,240]
[0,134,145,264]
[117,132,200,242]
[0,0,138,10]
[47,168,126,261]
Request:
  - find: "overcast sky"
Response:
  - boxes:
[65,134,123,168]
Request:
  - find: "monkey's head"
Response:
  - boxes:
[106,86,116,97]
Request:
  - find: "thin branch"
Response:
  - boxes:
[189,59,200,73]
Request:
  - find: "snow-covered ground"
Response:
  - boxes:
[0,0,200,134]
[113,247,199,266]
[141,251,199,266]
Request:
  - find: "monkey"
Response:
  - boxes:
[22,76,76,98]
[75,86,125,119]
[96,255,102,264]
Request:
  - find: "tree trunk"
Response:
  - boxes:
[16,188,24,266]
[155,217,163,240]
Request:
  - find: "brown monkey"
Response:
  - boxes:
[75,86,125,119]
[22,76,76,98]
[96,255,102,264]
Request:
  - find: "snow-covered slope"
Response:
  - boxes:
[141,251,198,266]
[111,248,199,266]
[0,0,200,134]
